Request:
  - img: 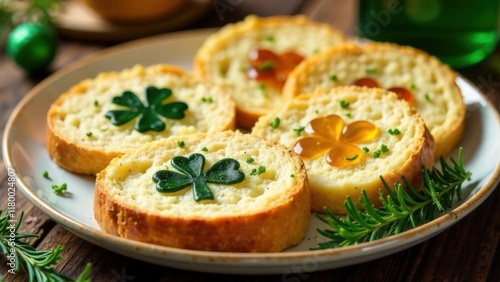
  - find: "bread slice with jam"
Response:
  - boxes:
[252,86,435,214]
[282,43,465,159]
[194,15,347,129]
[46,64,235,175]
[94,131,310,252]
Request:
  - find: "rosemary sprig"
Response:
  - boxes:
[0,210,91,281]
[314,147,472,249]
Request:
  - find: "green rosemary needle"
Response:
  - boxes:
[314,147,471,249]
[0,211,92,281]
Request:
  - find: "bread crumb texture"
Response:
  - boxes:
[252,86,435,214]
[94,131,310,252]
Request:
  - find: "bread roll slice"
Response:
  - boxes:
[46,64,235,175]
[194,15,347,129]
[252,86,434,214]
[282,43,465,159]
[94,131,310,252]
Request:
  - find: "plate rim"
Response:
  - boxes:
[3,28,500,272]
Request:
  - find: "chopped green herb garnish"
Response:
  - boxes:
[329,74,338,81]
[345,112,352,118]
[340,100,350,109]
[410,82,417,89]
[345,154,359,161]
[362,146,369,153]
[51,183,67,195]
[425,93,432,101]
[259,61,274,70]
[265,35,275,42]
[270,117,280,129]
[293,126,305,136]
[381,144,389,152]
[373,150,382,158]
[177,141,185,148]
[291,174,295,178]
[86,132,92,137]
[250,165,266,176]
[366,67,377,74]
[201,96,213,103]
[315,110,320,114]
[388,128,401,135]
[105,86,188,133]
[42,170,50,179]
[152,154,245,202]
[201,147,208,152]
[94,100,99,107]
[246,157,254,163]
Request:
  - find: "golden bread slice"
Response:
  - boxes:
[94,131,310,252]
[194,15,347,129]
[46,64,235,175]
[282,43,465,159]
[252,86,434,214]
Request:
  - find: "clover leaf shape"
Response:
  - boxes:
[293,115,380,167]
[105,86,188,132]
[152,153,245,202]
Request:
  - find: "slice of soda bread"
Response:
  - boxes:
[46,64,235,175]
[94,131,310,252]
[194,15,347,129]
[282,43,465,159]
[252,86,435,214]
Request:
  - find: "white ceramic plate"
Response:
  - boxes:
[3,29,500,275]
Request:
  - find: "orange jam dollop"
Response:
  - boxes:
[293,115,380,167]
[247,48,304,89]
[351,77,414,103]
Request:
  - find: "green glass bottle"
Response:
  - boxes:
[357,0,499,68]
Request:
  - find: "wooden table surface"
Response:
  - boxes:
[1,0,499,281]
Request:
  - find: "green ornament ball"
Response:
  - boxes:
[6,23,58,73]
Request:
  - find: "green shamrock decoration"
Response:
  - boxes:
[152,153,245,202]
[105,86,188,132]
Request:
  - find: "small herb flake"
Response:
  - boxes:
[201,96,214,103]
[259,61,274,71]
[373,150,382,158]
[293,126,305,136]
[340,100,350,109]
[345,112,352,118]
[51,183,67,195]
[425,93,432,101]
[177,141,186,148]
[366,67,377,74]
[410,82,417,89]
[201,147,208,152]
[42,171,50,179]
[362,147,369,153]
[250,165,266,176]
[290,174,295,178]
[388,128,401,135]
[94,100,99,107]
[246,157,254,163]
[329,74,338,81]
[345,154,359,161]
[381,144,389,153]
[265,35,275,42]
[86,132,93,137]
[270,117,280,129]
